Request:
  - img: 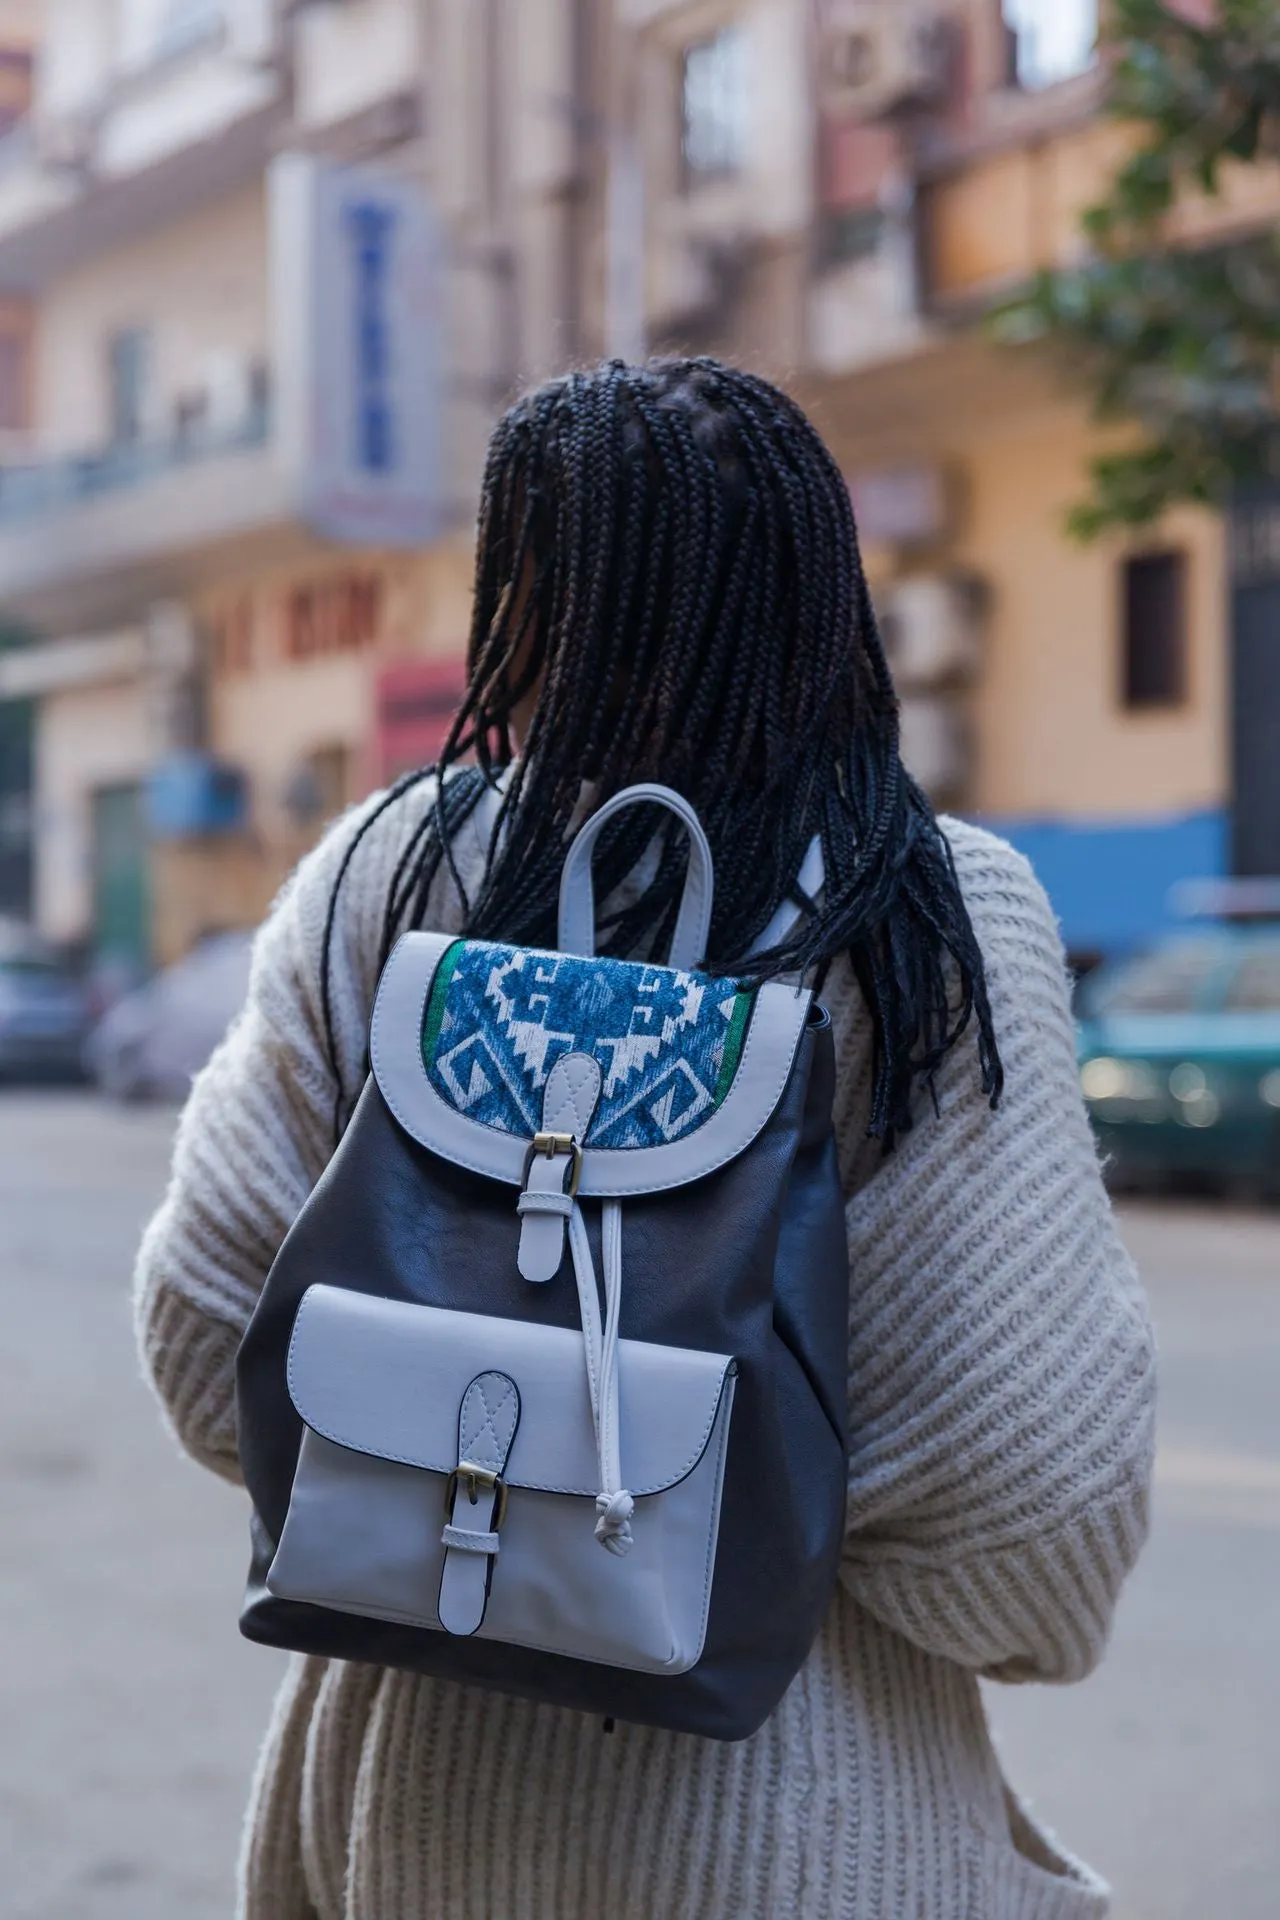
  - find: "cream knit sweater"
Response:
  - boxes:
[134,780,1156,1920]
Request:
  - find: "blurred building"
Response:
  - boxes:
[614,0,1268,961]
[0,0,1276,969]
[794,0,1252,962]
[0,0,584,968]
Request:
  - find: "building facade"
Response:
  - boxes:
[614,0,1276,958]
[800,0,1247,959]
[0,0,587,968]
[0,0,1273,968]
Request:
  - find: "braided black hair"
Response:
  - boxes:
[324,358,1002,1145]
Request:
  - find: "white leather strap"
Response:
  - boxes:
[748,835,825,956]
[568,1198,634,1556]
[516,1053,602,1283]
[517,1154,576,1283]
[517,1189,574,1219]
[441,1522,501,1554]
[557,783,714,972]
[542,1050,604,1137]
[438,1370,520,1636]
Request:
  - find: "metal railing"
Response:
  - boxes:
[0,389,272,527]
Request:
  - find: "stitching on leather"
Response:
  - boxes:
[371,937,810,1198]
[284,1288,316,1424]
[286,1293,733,1494]
[441,1524,500,1553]
[683,1377,735,1673]
[276,1392,734,1676]
[460,1376,517,1466]
[464,1378,516,1460]
[544,1053,601,1138]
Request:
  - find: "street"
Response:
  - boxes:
[1,1092,1277,1920]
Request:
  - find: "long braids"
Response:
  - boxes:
[323,357,1001,1146]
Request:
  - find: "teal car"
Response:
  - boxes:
[1077,927,1280,1193]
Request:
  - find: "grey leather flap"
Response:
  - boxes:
[370,930,813,1196]
[287,1284,734,1499]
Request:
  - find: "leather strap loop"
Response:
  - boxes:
[517,1189,574,1219]
[438,1371,520,1637]
[442,1523,501,1555]
[557,783,714,972]
[516,1054,603,1283]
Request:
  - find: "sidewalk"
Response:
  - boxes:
[0,1094,282,1920]
[3,1096,1278,1918]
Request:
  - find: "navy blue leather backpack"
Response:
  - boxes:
[236,784,849,1740]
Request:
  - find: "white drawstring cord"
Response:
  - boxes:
[567,1198,634,1555]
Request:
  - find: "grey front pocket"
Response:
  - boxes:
[267,1285,737,1674]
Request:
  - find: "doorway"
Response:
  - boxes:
[91,783,150,979]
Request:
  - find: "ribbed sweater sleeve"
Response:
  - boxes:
[838,823,1156,1684]
[133,786,445,1484]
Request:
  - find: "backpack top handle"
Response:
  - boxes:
[557,783,715,973]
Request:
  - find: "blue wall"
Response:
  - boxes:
[977,808,1228,955]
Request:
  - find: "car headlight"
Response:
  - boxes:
[1168,1061,1220,1127]
[1080,1056,1130,1100]
[1080,1057,1161,1103]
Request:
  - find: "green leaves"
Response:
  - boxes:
[993,0,1280,536]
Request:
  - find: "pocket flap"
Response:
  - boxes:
[370,931,813,1197]
[286,1284,734,1499]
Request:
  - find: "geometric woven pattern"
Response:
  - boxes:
[422,940,755,1149]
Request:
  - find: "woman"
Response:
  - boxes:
[136,359,1155,1919]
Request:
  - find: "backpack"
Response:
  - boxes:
[236,783,850,1741]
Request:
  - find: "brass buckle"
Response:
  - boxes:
[524,1130,583,1197]
[445,1463,510,1532]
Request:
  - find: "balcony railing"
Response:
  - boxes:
[0,388,271,526]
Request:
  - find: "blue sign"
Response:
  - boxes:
[147,754,248,841]
[345,200,398,476]
[271,155,442,547]
[980,807,1228,956]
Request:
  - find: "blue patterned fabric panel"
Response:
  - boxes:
[423,942,755,1149]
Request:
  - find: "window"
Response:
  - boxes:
[681,26,748,185]
[817,207,886,270]
[1224,946,1280,1013]
[307,745,351,821]
[283,745,351,832]
[1002,0,1096,92]
[1122,550,1188,710]
[284,573,383,662]
[106,327,151,448]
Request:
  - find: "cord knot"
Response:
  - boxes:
[594,1488,635,1556]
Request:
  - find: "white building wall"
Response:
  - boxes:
[38,0,114,118]
[292,0,421,131]
[34,180,269,446]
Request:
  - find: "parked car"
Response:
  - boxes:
[1077,922,1280,1194]
[85,929,254,1101]
[0,920,90,1082]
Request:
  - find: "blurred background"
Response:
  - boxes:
[0,1,1276,1916]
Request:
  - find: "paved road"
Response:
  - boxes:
[0,1094,284,1920]
[1,1093,1276,1919]
[984,1201,1280,1920]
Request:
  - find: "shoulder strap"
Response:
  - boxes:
[747,836,825,959]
